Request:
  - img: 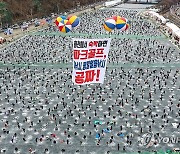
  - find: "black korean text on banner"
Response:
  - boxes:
[72,38,111,85]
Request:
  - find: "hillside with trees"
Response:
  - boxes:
[0,0,179,26]
[157,0,179,12]
[0,0,104,25]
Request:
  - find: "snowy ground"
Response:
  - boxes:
[0,3,179,154]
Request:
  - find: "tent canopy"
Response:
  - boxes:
[166,22,180,38]
[147,11,167,24]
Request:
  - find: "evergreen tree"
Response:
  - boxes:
[0,2,12,26]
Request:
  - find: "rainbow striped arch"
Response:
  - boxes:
[116,16,127,30]
[58,19,72,33]
[104,18,116,32]
[68,15,80,28]
[55,16,66,26]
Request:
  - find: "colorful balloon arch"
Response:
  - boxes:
[104,16,130,32]
[55,15,80,33]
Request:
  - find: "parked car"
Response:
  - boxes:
[0,28,4,32]
[27,21,32,26]
[12,24,19,29]
[21,24,28,31]
[34,21,40,27]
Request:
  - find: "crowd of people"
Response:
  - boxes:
[0,5,179,154]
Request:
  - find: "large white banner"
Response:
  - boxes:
[72,38,111,85]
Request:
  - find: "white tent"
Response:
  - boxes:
[175,31,180,38]
[147,11,167,24]
[166,22,180,38]
[104,0,122,7]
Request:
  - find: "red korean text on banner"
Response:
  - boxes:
[75,69,101,84]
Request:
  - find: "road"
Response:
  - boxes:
[0,3,104,48]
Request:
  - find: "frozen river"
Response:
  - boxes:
[0,2,179,154]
